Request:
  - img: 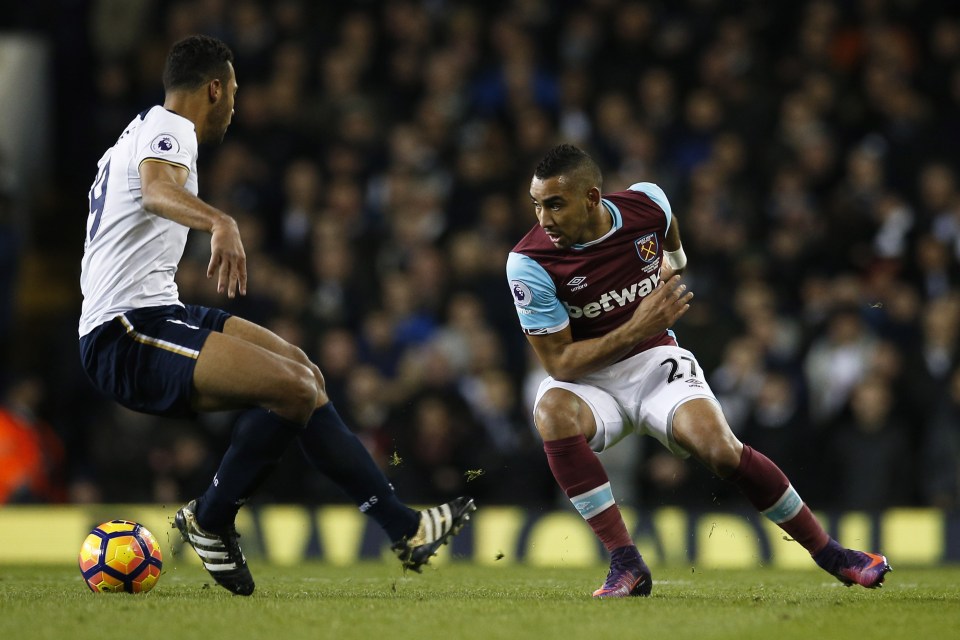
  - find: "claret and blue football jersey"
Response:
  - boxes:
[507,182,677,362]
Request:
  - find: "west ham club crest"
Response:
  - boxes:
[635,233,658,263]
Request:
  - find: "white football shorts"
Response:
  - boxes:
[533,345,720,457]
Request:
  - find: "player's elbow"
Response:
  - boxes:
[543,362,581,383]
[141,182,165,214]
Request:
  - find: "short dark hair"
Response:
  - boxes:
[534,144,602,188]
[163,35,234,92]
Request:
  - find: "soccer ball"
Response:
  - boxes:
[78,520,163,593]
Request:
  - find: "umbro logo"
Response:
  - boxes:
[568,276,588,291]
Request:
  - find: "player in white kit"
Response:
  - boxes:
[78,35,474,596]
[507,144,891,597]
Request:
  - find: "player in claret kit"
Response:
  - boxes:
[78,34,474,596]
[506,144,890,598]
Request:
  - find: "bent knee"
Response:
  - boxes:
[283,347,327,407]
[672,400,743,477]
[279,361,321,420]
[534,389,595,441]
[695,434,743,477]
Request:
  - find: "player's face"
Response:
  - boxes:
[529,174,602,248]
[204,62,237,144]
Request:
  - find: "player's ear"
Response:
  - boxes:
[586,186,601,207]
[207,78,222,103]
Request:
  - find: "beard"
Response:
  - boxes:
[201,103,231,144]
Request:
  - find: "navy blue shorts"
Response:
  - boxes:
[79,304,232,418]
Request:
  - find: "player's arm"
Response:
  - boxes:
[525,274,692,382]
[661,213,687,279]
[631,181,687,278]
[140,159,247,297]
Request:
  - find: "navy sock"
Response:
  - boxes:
[299,402,418,543]
[196,409,301,531]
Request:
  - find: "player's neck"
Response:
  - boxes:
[585,201,613,243]
[163,92,207,138]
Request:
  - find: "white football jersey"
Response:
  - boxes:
[79,106,199,337]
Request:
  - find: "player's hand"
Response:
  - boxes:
[207,215,247,298]
[660,263,685,282]
[629,274,692,338]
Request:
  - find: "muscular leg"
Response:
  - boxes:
[536,388,650,596]
[194,316,322,420]
[298,403,418,542]
[216,317,418,542]
[535,389,635,555]
[189,317,319,529]
[668,399,742,476]
[671,398,829,554]
[672,398,892,587]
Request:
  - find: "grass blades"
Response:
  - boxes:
[1,562,958,640]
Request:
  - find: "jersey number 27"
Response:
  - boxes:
[660,356,699,384]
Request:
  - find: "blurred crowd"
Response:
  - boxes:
[2,0,960,513]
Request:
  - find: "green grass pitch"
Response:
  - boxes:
[1,561,958,640]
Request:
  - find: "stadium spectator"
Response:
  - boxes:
[803,305,879,426]
[921,366,960,509]
[0,374,66,504]
[901,294,960,423]
[823,374,914,509]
